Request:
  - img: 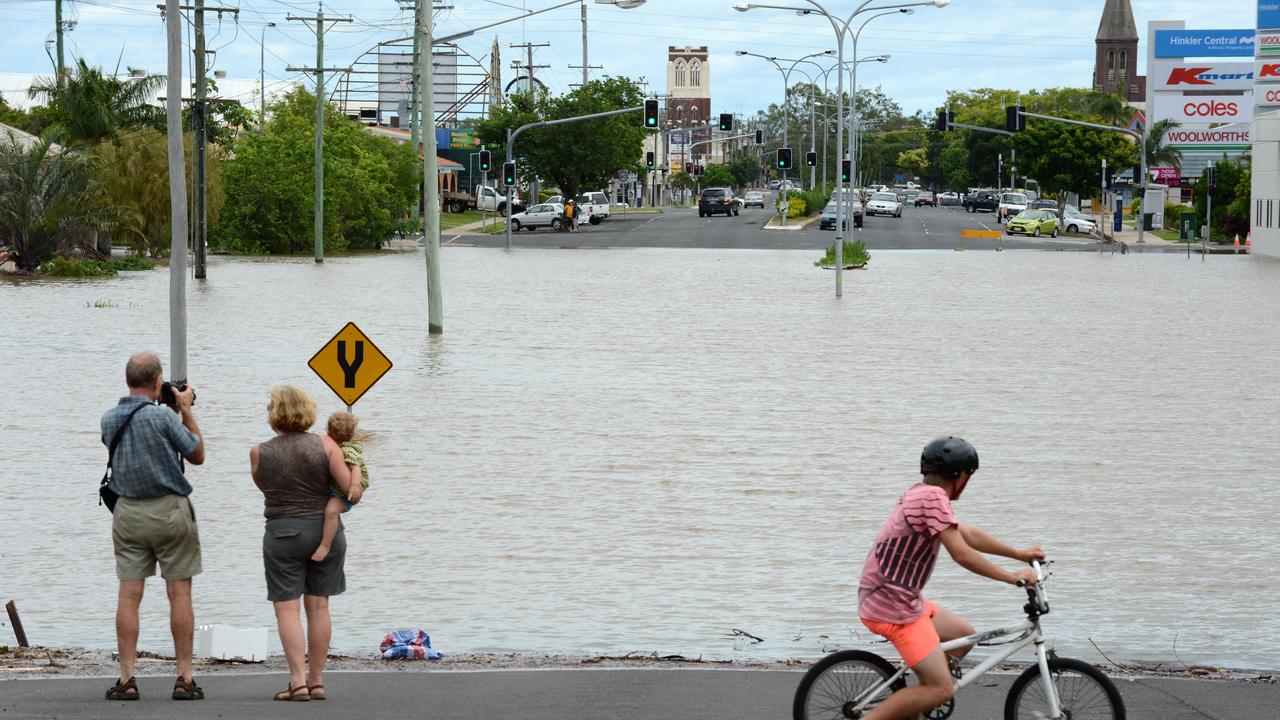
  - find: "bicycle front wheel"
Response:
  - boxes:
[1004,656,1125,720]
[793,649,904,720]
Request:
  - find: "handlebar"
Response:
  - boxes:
[1015,559,1051,615]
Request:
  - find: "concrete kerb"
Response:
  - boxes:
[762,214,822,231]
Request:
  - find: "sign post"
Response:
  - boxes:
[308,322,394,411]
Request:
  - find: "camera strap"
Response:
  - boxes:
[102,402,149,488]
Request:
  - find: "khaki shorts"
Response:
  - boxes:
[112,495,202,582]
[262,516,346,602]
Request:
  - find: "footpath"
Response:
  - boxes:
[0,653,1276,719]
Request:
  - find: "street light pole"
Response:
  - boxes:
[260,21,275,126]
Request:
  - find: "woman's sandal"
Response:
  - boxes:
[105,676,140,701]
[307,684,326,700]
[273,684,311,702]
[172,676,205,700]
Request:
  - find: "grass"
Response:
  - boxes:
[85,299,120,308]
[815,239,870,268]
[440,210,489,230]
[38,256,155,277]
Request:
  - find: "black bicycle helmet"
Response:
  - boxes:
[920,436,979,479]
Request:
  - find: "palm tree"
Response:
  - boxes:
[1087,91,1137,127]
[1144,118,1183,173]
[28,59,164,146]
[0,133,102,270]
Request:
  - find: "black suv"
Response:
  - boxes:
[962,190,999,213]
[698,187,740,217]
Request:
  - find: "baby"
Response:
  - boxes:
[312,411,369,563]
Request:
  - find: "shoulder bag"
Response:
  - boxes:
[99,403,149,513]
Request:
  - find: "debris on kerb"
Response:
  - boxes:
[381,629,443,660]
[195,625,269,663]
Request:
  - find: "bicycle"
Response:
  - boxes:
[793,560,1125,720]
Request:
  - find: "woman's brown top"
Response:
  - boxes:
[252,432,331,519]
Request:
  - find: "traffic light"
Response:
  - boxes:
[719,113,734,132]
[502,161,516,187]
[479,149,491,173]
[1005,105,1025,132]
[685,162,694,174]
[777,147,792,170]
[754,128,763,145]
[841,159,851,183]
[805,151,817,167]
[935,110,953,132]
[1207,166,1217,193]
[645,151,655,170]
[694,164,704,177]
[644,99,659,129]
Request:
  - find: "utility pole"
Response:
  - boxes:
[420,1,443,333]
[54,0,65,81]
[154,2,238,281]
[510,42,550,95]
[287,6,353,263]
[401,0,421,231]
[164,0,188,383]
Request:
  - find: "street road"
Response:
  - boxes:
[451,195,1103,252]
[2,668,1276,719]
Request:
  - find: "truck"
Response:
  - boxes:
[962,189,1000,213]
[442,185,524,216]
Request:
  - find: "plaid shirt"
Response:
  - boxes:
[101,396,199,499]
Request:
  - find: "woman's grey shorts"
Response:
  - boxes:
[262,516,346,602]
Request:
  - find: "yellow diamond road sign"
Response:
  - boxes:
[308,322,393,406]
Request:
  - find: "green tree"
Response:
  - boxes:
[1144,119,1183,173]
[475,77,647,199]
[0,134,102,269]
[700,164,735,188]
[727,151,760,189]
[896,147,928,178]
[939,142,970,192]
[1195,159,1247,239]
[213,87,416,254]
[668,170,695,191]
[28,59,164,146]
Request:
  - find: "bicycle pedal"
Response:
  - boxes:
[947,656,963,680]
[924,698,954,720]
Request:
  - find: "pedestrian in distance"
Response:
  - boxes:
[250,385,357,702]
[564,198,578,233]
[101,352,206,701]
[854,437,1043,720]
[572,200,582,233]
[311,411,368,563]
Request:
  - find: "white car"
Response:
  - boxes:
[743,191,766,208]
[865,191,903,218]
[509,202,566,232]
[1060,206,1097,234]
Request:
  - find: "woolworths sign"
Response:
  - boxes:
[1165,127,1250,153]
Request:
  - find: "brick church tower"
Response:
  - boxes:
[1093,0,1145,101]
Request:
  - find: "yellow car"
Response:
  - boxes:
[1005,209,1059,237]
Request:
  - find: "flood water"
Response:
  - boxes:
[1,247,1277,671]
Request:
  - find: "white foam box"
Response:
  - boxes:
[196,625,269,663]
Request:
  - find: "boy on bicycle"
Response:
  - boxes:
[857,437,1043,720]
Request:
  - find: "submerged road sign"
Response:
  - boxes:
[308,322,393,406]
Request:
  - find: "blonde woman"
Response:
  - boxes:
[250,385,356,702]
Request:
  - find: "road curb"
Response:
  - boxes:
[762,214,821,232]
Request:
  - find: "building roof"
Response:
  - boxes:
[1096,0,1137,42]
[361,124,464,171]
[0,121,61,154]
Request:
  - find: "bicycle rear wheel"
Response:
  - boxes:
[1004,656,1125,720]
[793,649,904,720]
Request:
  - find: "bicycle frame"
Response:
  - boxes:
[849,561,1063,718]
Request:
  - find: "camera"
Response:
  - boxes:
[159,381,196,410]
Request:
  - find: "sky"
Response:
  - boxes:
[0,0,1259,119]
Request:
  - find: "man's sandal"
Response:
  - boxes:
[105,677,140,701]
[273,684,311,701]
[172,676,205,700]
[307,684,326,700]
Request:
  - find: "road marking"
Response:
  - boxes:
[631,215,663,232]
[444,235,462,246]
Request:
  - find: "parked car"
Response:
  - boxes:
[914,191,937,207]
[1005,209,1059,237]
[865,191,903,218]
[443,184,524,215]
[819,200,863,230]
[997,192,1030,221]
[1060,206,1097,234]
[767,180,781,190]
[938,191,962,206]
[508,202,566,232]
[698,187,740,217]
[1029,199,1058,211]
[743,191,766,208]
[962,190,999,213]
[576,191,612,225]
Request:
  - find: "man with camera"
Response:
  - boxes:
[100,352,205,701]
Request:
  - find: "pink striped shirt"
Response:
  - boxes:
[858,483,956,624]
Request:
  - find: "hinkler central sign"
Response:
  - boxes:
[1155,29,1255,58]
[308,322,394,407]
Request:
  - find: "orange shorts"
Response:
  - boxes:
[861,599,939,668]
